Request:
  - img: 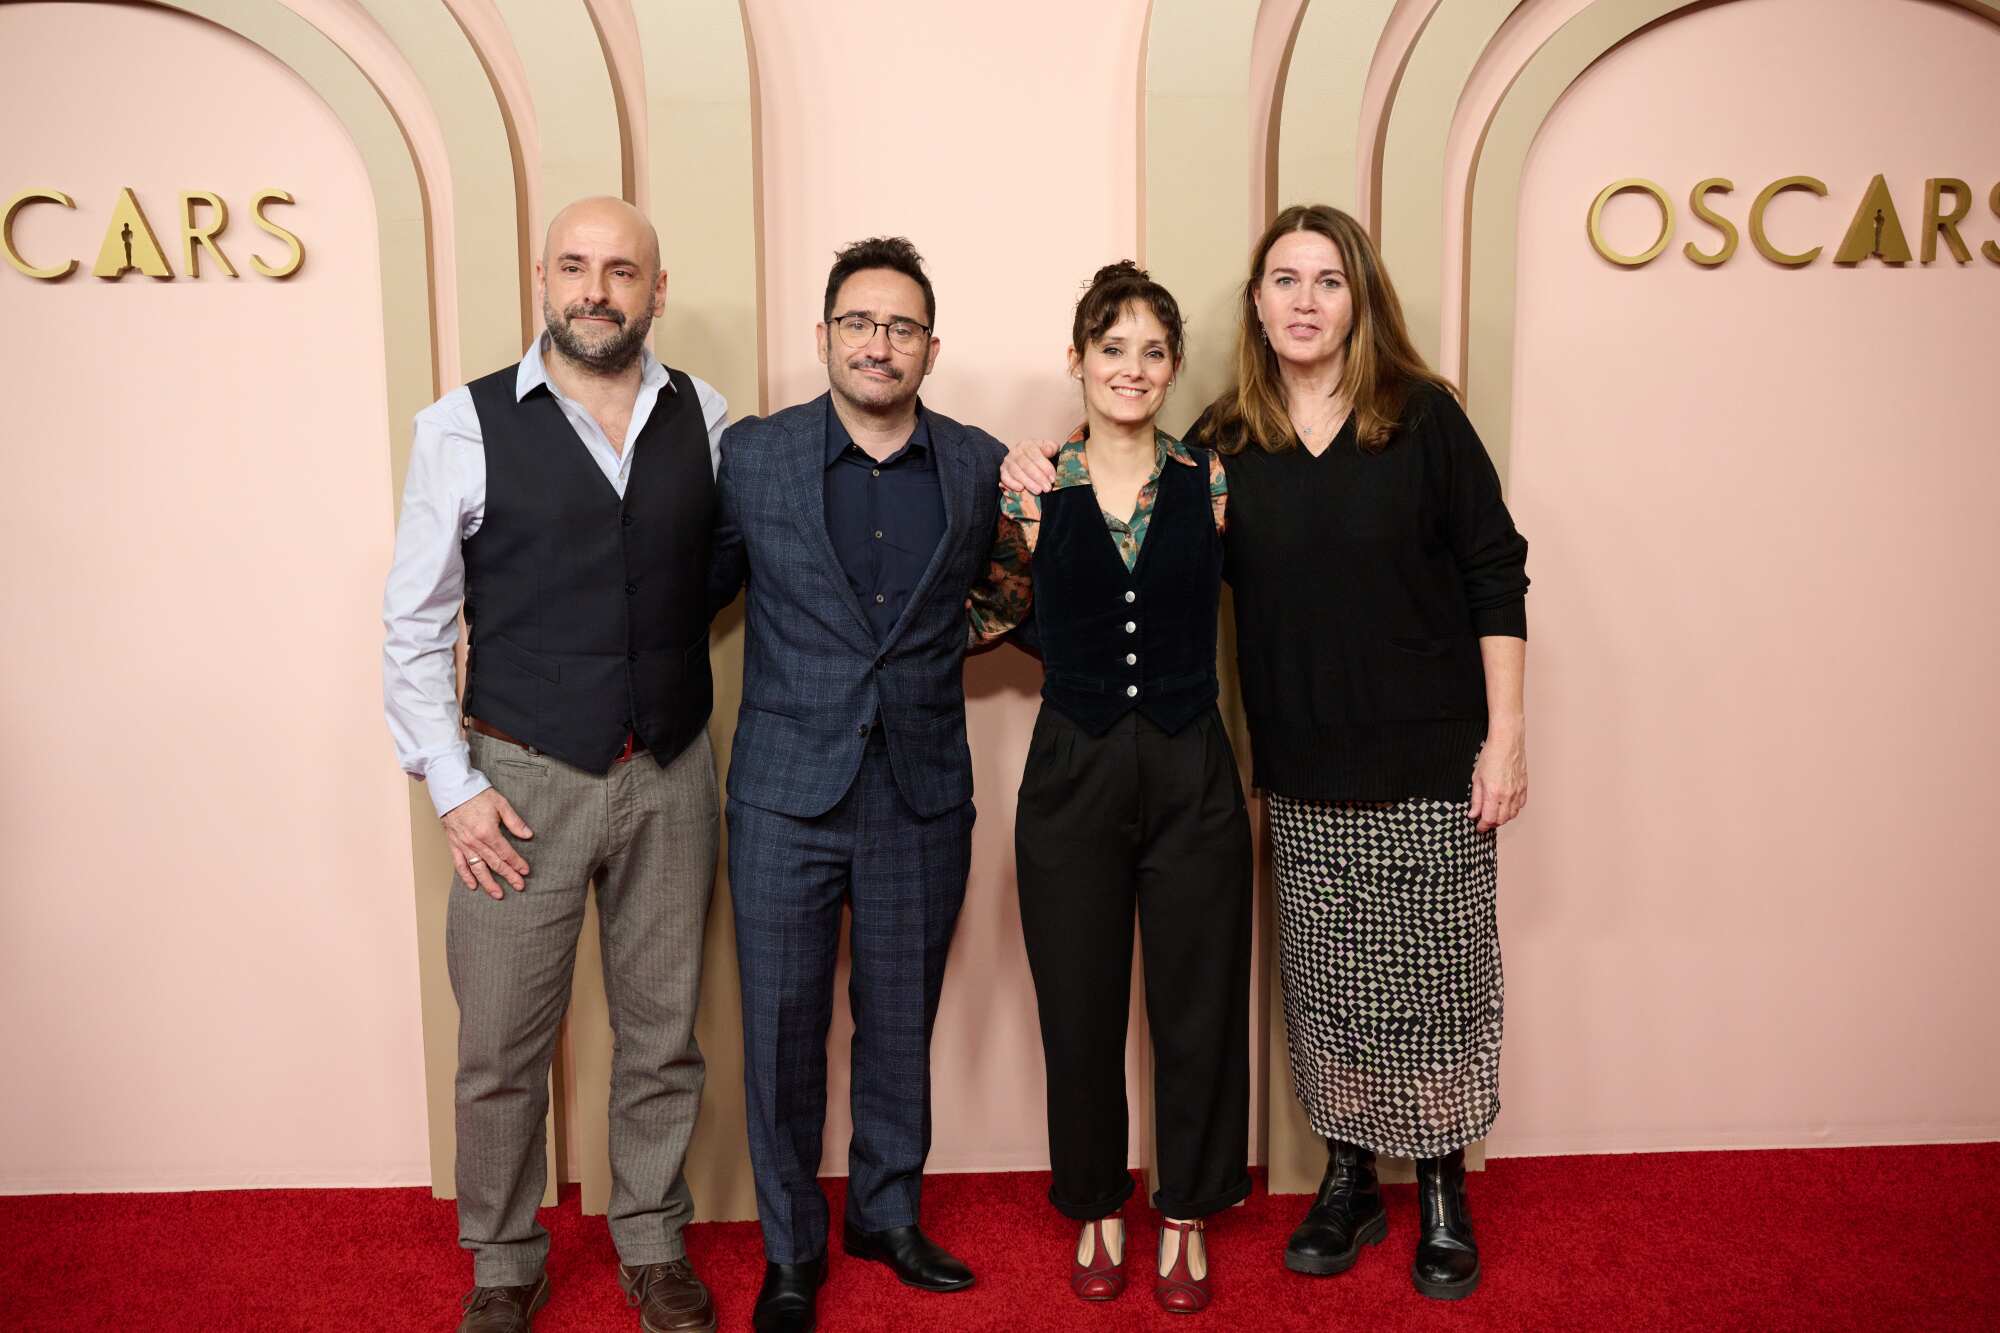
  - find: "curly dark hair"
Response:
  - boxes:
[823,235,936,328]
[1070,260,1184,364]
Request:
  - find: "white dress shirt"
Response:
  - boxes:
[382,335,729,816]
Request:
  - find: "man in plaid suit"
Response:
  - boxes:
[707,237,1007,1333]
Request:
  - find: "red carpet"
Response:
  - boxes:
[3,1145,1994,1330]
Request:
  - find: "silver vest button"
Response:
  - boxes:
[1126,653,1137,665]
[1125,684,1138,698]
[1124,590,1136,603]
[1123,620,1136,633]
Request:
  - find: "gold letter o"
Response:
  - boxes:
[1588,178,1674,267]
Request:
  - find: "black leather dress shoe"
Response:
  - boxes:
[1285,1138,1389,1275]
[751,1255,827,1333]
[841,1222,975,1292]
[1412,1149,1481,1300]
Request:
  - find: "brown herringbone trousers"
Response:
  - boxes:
[447,727,717,1286]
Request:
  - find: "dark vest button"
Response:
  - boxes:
[622,513,635,527]
[875,656,887,670]
[628,650,639,662]
[857,721,872,736]
[625,582,638,596]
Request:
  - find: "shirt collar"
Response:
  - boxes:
[515,332,671,403]
[1049,424,1197,491]
[824,397,933,468]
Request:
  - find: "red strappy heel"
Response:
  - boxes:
[1155,1216,1211,1314]
[1071,1215,1126,1301]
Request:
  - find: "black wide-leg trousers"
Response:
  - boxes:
[1015,704,1254,1221]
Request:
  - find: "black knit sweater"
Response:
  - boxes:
[1196,384,1529,802]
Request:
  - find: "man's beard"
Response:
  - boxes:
[544,296,652,373]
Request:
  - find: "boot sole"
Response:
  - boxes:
[1410,1261,1481,1301]
[1283,1211,1388,1276]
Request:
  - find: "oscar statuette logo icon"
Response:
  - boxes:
[2,187,305,281]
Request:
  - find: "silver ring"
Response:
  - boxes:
[467,856,484,865]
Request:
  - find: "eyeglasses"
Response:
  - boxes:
[831,312,931,355]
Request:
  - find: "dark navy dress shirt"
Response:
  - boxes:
[823,399,946,643]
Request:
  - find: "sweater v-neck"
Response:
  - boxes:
[1296,413,1354,460]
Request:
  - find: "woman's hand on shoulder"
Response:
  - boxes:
[1470,724,1527,833]
[1000,438,1060,494]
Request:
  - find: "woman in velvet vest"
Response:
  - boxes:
[969,263,1252,1315]
[1003,207,1531,1302]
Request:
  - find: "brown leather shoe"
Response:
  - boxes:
[619,1258,717,1332]
[458,1274,550,1332]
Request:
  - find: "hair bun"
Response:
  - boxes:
[1088,259,1148,288]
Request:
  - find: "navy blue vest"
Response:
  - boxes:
[1031,447,1221,737]
[461,364,713,774]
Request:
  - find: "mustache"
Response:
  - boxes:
[565,302,624,326]
[847,356,902,380]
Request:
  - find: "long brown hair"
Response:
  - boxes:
[1202,204,1453,454]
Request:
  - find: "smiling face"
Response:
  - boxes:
[817,267,938,415]
[1070,300,1177,433]
[534,197,665,373]
[1253,228,1353,374]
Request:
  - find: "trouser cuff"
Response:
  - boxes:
[1050,1171,1137,1221]
[1152,1171,1253,1220]
[614,1234,688,1267]
[471,1259,546,1288]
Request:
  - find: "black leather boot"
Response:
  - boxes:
[1411,1149,1480,1299]
[1284,1138,1388,1275]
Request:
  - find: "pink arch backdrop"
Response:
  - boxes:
[1500,0,2000,1154]
[2,0,1996,1206]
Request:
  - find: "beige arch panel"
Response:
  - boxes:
[274,0,461,391]
[358,0,521,375]
[493,0,622,215]
[1451,0,2000,473]
[1277,0,1400,215]
[1362,1,1517,366]
[582,0,649,211]
[1355,0,1445,237]
[1248,0,1312,226]
[439,0,542,346]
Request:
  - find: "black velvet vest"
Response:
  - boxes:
[1031,448,1221,737]
[461,364,713,773]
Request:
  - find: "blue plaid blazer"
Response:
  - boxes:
[709,393,1006,819]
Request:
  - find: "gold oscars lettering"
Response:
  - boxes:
[1587,175,2000,268]
[2,187,305,280]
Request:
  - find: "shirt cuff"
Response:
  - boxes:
[423,751,492,819]
[1470,602,1527,639]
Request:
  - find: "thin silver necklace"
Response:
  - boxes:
[1292,399,1348,444]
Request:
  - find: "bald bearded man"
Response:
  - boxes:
[384,197,727,1333]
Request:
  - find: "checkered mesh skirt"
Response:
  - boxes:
[1268,793,1503,1158]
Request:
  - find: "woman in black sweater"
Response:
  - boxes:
[1003,205,1529,1302]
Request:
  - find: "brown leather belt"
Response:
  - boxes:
[467,717,647,764]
